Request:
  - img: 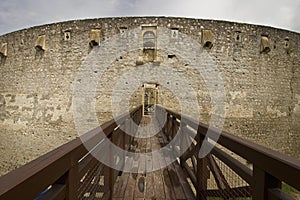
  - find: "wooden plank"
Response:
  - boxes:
[161,125,194,200]
[197,156,209,200]
[183,162,197,188]
[78,163,103,198]
[145,172,155,199]
[211,146,253,185]
[89,170,102,199]
[206,154,231,191]
[124,158,136,199]
[151,135,166,199]
[145,136,155,199]
[145,148,153,173]
[167,162,187,199]
[156,136,176,200]
[78,155,101,179]
[203,186,251,198]
[159,140,185,200]
[134,138,146,199]
[138,148,146,174]
[112,173,128,198]
[173,162,196,200]
[153,170,166,199]
[113,156,134,198]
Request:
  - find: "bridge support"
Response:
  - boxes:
[253,166,281,200]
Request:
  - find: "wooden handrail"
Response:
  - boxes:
[155,105,300,200]
[1,104,299,200]
[0,105,143,200]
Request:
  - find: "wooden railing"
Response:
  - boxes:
[0,106,143,200]
[155,105,300,200]
[0,104,299,200]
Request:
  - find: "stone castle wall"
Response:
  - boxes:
[0,17,299,175]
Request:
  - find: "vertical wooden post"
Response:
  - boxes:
[179,128,185,168]
[166,114,171,137]
[196,135,208,200]
[142,86,145,116]
[109,134,114,200]
[104,132,114,200]
[172,116,178,139]
[66,159,79,200]
[56,157,79,200]
[122,121,126,150]
[171,116,175,140]
[253,166,281,200]
[164,111,167,135]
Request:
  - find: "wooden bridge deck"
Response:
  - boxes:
[112,116,195,200]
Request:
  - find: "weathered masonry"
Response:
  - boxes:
[0,17,299,176]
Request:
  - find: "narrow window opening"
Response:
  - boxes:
[64,31,71,41]
[168,54,176,59]
[120,27,127,38]
[234,31,241,42]
[171,28,179,39]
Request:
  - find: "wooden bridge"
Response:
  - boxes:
[0,105,299,200]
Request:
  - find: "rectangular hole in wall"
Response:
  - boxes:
[64,30,71,41]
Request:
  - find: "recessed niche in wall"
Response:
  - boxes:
[141,25,157,62]
[171,28,179,39]
[141,25,157,49]
[284,37,293,54]
[35,35,46,51]
[260,35,270,53]
[143,31,156,62]
[89,29,100,47]
[273,41,277,49]
[64,30,71,41]
[143,31,156,49]
[168,54,176,59]
[120,27,128,38]
[235,30,242,42]
[284,37,290,48]
[0,43,8,57]
[201,29,213,49]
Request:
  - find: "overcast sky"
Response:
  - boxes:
[0,0,299,35]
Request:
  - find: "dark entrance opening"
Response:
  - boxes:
[142,83,158,115]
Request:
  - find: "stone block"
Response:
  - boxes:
[89,29,100,47]
[35,35,46,51]
[201,29,213,48]
[0,43,7,57]
[260,36,270,53]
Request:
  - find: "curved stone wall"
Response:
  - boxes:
[0,17,299,175]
